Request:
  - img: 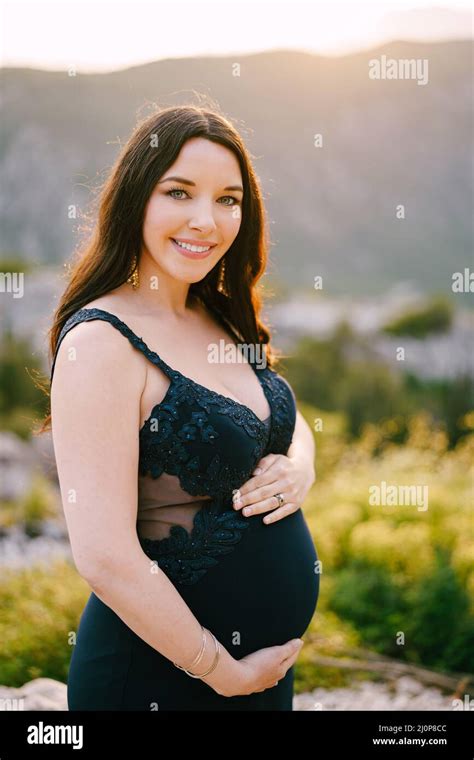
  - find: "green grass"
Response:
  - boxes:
[0,560,90,687]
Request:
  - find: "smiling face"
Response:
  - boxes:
[141,137,244,284]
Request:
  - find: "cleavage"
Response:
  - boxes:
[139,358,271,429]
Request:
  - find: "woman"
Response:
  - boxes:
[45,104,320,710]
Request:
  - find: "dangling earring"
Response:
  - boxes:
[217,256,226,294]
[126,255,139,289]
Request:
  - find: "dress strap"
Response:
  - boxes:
[50,307,176,384]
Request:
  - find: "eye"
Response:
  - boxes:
[166,188,189,200]
[219,196,242,206]
[166,187,241,206]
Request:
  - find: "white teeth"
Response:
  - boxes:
[173,239,211,253]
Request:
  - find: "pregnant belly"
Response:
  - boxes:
[178,506,320,656]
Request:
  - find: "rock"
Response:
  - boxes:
[0,676,454,711]
[0,526,72,570]
[293,678,454,710]
[0,678,67,710]
[0,431,36,502]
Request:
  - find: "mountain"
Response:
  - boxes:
[0,40,472,297]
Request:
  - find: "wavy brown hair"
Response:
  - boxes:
[37,103,282,434]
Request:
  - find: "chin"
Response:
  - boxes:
[163,268,208,286]
[171,260,217,281]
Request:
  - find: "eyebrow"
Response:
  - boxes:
[157,176,244,193]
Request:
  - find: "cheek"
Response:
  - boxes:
[223,208,242,240]
[144,198,181,233]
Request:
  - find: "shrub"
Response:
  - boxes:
[0,560,90,687]
[327,561,407,656]
[382,296,453,338]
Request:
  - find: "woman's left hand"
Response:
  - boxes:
[232,453,316,524]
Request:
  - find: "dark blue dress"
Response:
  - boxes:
[50,306,320,710]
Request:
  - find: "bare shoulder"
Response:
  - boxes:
[52,313,146,396]
[56,317,137,364]
[56,286,145,368]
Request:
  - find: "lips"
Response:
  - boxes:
[173,237,217,247]
[170,238,215,260]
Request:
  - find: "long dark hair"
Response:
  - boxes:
[37,103,281,434]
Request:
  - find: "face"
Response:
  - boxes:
[141,137,243,283]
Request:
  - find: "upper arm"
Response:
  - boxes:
[295,408,309,433]
[298,408,316,450]
[50,320,146,580]
[292,408,305,444]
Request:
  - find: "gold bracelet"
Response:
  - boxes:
[174,627,220,678]
[184,629,220,678]
[173,624,206,672]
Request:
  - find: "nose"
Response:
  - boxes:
[188,200,218,235]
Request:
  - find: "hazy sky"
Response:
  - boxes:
[1,0,472,73]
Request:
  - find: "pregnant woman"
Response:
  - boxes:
[45,104,320,710]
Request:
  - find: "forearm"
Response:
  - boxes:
[82,545,238,695]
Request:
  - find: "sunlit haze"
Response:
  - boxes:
[1,0,472,73]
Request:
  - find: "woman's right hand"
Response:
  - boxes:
[216,638,305,698]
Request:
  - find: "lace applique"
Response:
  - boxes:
[138,498,251,585]
[138,375,272,497]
